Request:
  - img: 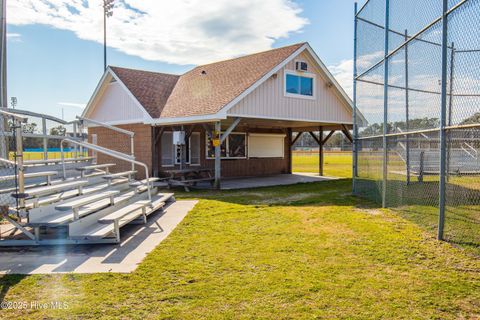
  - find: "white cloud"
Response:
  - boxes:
[6,32,21,42]
[58,102,85,108]
[329,59,353,98]
[7,0,308,65]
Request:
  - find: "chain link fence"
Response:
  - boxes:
[354,0,480,255]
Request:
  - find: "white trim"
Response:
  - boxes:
[82,67,154,124]
[147,114,225,126]
[82,71,112,118]
[205,132,247,160]
[83,118,145,127]
[227,114,353,125]
[303,45,367,125]
[108,68,154,122]
[284,70,316,100]
[218,43,309,117]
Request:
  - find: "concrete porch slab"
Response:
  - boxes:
[0,200,198,274]
[218,173,338,190]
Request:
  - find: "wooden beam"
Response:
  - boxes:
[154,126,165,144]
[220,117,241,144]
[290,132,303,146]
[341,124,353,143]
[319,127,324,176]
[213,121,222,189]
[322,130,336,145]
[152,127,158,177]
[308,131,320,145]
[287,128,293,174]
[185,124,197,140]
[202,123,213,139]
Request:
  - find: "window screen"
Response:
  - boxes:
[228,134,246,158]
[190,133,200,165]
[161,132,174,166]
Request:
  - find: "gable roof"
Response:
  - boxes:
[109,67,180,118]
[84,42,359,125]
[160,42,305,118]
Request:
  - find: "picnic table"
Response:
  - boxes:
[165,168,214,192]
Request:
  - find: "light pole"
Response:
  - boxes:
[103,0,115,72]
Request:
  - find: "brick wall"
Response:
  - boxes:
[155,127,290,178]
[88,124,152,179]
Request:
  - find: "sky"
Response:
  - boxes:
[6,0,365,121]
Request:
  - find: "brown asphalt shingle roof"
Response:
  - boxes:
[110,42,305,119]
[110,67,180,118]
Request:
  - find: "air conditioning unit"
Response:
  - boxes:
[295,61,308,72]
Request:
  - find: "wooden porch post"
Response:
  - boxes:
[319,126,324,176]
[153,126,165,177]
[214,121,221,189]
[287,128,292,174]
[152,127,158,177]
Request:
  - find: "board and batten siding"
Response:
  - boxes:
[227,50,352,124]
[88,81,145,123]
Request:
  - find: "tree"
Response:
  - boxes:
[48,125,67,148]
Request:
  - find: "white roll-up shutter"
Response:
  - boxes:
[248,133,285,158]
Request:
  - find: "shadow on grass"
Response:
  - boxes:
[356,178,480,256]
[169,177,480,256]
[0,274,26,305]
[171,179,369,209]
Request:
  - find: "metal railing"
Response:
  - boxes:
[77,116,135,171]
[60,138,152,201]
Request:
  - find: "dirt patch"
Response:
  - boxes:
[355,208,383,216]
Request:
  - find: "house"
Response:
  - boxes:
[82,42,358,188]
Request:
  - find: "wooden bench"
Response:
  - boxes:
[129,177,160,187]
[0,171,57,185]
[76,163,116,178]
[169,177,215,191]
[55,190,120,220]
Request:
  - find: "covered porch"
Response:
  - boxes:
[151,116,352,190]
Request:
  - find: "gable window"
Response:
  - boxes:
[206,133,246,159]
[285,71,315,99]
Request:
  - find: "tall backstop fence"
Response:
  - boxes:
[353,0,480,252]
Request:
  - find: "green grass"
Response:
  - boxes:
[292,152,352,178]
[1,180,479,319]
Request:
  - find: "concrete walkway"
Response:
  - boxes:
[0,200,197,274]
[219,173,338,190]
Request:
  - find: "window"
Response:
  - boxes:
[162,132,200,166]
[161,132,174,166]
[206,133,246,159]
[285,71,314,98]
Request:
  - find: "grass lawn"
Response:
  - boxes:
[1,180,479,319]
[292,152,352,178]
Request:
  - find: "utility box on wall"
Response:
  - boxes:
[173,131,186,145]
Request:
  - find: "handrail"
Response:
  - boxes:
[0,109,28,122]
[3,108,70,124]
[78,116,135,171]
[0,157,15,166]
[60,139,151,201]
[77,117,134,137]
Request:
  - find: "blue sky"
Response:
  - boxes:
[7,0,364,121]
